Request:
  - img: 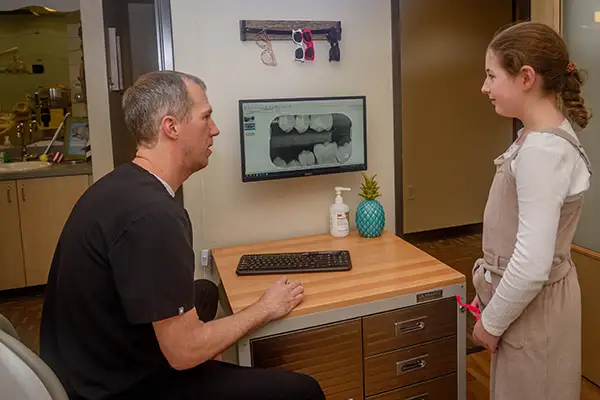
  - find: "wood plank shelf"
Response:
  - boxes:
[239,20,342,41]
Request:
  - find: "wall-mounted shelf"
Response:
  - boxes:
[240,20,342,41]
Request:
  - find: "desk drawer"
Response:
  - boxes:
[363,298,456,356]
[251,318,363,400]
[367,373,456,400]
[364,336,456,397]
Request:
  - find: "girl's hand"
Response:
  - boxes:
[472,319,500,353]
[469,295,480,318]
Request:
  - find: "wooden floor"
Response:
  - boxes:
[0,290,43,354]
[467,350,600,399]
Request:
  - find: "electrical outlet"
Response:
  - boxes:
[200,249,211,267]
[407,185,415,200]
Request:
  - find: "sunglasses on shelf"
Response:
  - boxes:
[292,28,314,62]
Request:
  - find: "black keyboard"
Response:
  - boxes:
[236,250,352,276]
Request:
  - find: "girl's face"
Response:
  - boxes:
[481,50,524,119]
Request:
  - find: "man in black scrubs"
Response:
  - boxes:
[40,71,325,400]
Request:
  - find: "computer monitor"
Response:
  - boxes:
[239,96,367,182]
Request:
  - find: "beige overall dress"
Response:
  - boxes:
[472,127,592,400]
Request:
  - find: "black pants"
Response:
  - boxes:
[162,279,325,400]
[193,279,220,322]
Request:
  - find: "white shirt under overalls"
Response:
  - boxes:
[482,119,591,336]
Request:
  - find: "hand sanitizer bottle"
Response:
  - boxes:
[330,187,351,237]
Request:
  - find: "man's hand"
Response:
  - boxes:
[154,276,304,371]
[472,319,500,353]
[258,276,304,321]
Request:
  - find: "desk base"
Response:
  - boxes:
[235,283,466,400]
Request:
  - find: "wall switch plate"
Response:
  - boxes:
[407,185,415,200]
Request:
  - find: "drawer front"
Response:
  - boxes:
[364,336,456,397]
[367,373,457,400]
[251,318,363,400]
[363,297,456,356]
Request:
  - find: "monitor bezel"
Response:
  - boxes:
[238,95,368,183]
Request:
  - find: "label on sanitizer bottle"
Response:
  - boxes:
[336,212,349,235]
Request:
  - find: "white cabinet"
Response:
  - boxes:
[0,175,89,289]
[0,181,26,290]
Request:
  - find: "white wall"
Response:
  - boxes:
[171,0,394,252]
[80,0,113,181]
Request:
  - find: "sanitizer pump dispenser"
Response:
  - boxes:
[330,187,351,237]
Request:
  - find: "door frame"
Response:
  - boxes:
[153,0,183,204]
[155,0,174,71]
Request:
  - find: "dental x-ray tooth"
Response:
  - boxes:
[322,114,333,131]
[295,115,310,133]
[313,141,338,164]
[277,115,295,133]
[273,156,287,168]
[287,159,301,167]
[310,115,325,132]
[298,150,316,166]
[310,114,334,132]
[335,142,352,163]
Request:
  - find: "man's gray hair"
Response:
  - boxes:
[122,70,206,147]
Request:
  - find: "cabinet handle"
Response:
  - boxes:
[6,186,11,203]
[396,354,428,375]
[395,316,427,336]
[405,394,429,400]
[21,184,25,202]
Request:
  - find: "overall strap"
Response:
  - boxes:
[539,127,593,176]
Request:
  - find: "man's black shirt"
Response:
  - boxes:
[40,163,195,399]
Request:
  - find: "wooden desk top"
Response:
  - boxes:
[212,230,465,318]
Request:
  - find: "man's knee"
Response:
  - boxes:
[194,279,219,321]
[286,372,325,400]
[194,279,218,301]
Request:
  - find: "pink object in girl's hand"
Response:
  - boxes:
[456,295,481,321]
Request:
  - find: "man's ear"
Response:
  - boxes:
[520,65,537,91]
[160,116,179,140]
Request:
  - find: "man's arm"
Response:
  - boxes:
[153,276,303,370]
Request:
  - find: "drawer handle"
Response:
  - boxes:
[405,394,429,400]
[21,184,25,202]
[395,316,427,335]
[6,186,11,203]
[396,354,428,375]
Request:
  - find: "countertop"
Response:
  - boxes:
[212,230,465,318]
[0,162,92,181]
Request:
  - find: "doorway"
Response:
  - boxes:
[99,0,182,203]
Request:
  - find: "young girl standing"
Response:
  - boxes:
[471,21,592,399]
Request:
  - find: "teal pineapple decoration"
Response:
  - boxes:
[356,173,385,238]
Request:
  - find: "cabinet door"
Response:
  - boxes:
[18,175,89,286]
[251,319,363,400]
[573,249,600,386]
[0,181,26,290]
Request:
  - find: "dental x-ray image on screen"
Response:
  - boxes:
[239,96,367,182]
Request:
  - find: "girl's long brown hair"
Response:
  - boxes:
[489,22,590,129]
